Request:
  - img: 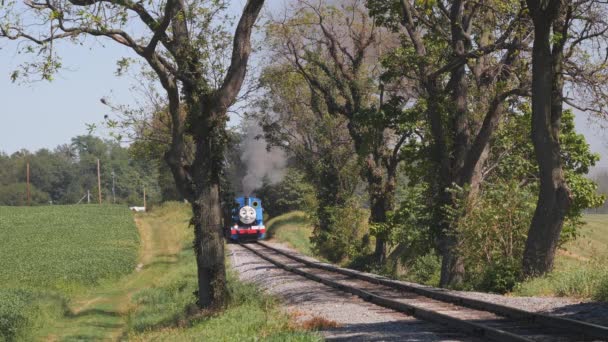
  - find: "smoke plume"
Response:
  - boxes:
[241,121,286,195]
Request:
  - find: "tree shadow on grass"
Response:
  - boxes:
[66,308,121,318]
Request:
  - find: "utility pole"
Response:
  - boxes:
[97,159,102,204]
[26,162,30,206]
[87,190,91,204]
[143,186,147,211]
[111,170,116,204]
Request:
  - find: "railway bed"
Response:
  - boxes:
[239,241,608,342]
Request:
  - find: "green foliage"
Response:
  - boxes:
[255,169,316,218]
[310,199,371,263]
[405,253,441,286]
[0,289,66,342]
[0,289,37,342]
[445,181,536,293]
[0,183,49,206]
[126,250,320,341]
[487,108,604,244]
[386,181,435,256]
[478,259,521,295]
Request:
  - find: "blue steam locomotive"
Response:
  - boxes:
[226,196,266,241]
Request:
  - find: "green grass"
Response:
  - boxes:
[266,211,314,256]
[514,214,608,301]
[0,205,139,341]
[561,215,608,261]
[123,207,320,341]
[126,255,321,342]
[0,203,319,341]
[0,205,139,291]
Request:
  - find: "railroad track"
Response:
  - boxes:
[239,241,608,342]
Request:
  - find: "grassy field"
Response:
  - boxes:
[515,214,608,300]
[0,205,139,341]
[266,211,314,256]
[559,215,608,261]
[0,203,320,341]
[0,205,139,291]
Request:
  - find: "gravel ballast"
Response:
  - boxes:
[229,243,474,341]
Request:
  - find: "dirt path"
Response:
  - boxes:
[42,212,185,341]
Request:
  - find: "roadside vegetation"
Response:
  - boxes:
[125,204,320,341]
[0,202,320,341]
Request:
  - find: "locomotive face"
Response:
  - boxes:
[239,205,256,225]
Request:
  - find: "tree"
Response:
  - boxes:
[254,168,315,218]
[266,0,420,263]
[1,0,265,308]
[522,0,570,278]
[521,0,608,277]
[367,0,530,286]
[255,62,363,260]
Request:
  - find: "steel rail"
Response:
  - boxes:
[256,241,608,340]
[247,241,608,341]
[240,242,537,342]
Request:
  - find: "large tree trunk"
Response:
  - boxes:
[365,152,391,264]
[189,112,230,308]
[424,88,465,287]
[370,192,388,263]
[191,182,227,308]
[438,0,473,288]
[523,1,572,278]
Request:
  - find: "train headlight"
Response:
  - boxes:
[239,205,256,224]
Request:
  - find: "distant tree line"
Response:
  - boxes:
[0,135,167,206]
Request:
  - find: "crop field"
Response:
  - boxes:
[0,205,139,290]
[0,205,139,340]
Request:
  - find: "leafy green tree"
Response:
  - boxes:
[366,0,530,285]
[254,168,315,219]
[265,1,420,263]
[28,149,73,203]
[255,62,364,261]
[444,107,604,292]
[367,0,608,285]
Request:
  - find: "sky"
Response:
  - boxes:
[0,1,606,168]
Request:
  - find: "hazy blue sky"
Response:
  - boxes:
[0,1,606,167]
